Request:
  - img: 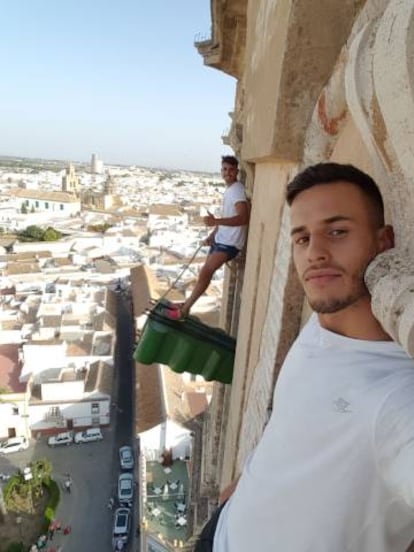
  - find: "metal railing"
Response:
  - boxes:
[194,32,212,44]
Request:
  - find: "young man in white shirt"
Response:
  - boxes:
[195,162,414,552]
[167,155,249,319]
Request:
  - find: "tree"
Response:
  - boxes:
[19,225,44,241]
[43,227,62,241]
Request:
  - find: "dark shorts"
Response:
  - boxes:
[194,501,227,552]
[209,241,240,261]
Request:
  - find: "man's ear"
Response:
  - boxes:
[377,224,395,253]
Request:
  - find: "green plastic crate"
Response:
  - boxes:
[134,304,236,384]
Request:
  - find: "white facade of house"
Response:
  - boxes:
[15,194,80,216]
[0,394,30,439]
[29,394,110,432]
[148,211,188,233]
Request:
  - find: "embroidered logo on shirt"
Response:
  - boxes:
[333,397,352,413]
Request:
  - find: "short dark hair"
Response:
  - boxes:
[286,162,384,226]
[221,155,238,167]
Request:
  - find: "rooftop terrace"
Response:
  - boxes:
[144,460,190,545]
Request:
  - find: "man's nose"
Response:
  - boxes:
[307,235,329,263]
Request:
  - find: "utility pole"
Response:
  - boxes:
[0,486,7,516]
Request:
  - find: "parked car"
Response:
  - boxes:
[119,446,134,470]
[112,507,131,549]
[117,473,134,505]
[47,431,73,447]
[0,436,29,454]
[74,427,103,444]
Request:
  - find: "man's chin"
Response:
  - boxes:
[308,291,368,314]
[309,299,349,314]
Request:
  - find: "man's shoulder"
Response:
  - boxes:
[226,181,247,199]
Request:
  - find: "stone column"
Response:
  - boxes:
[365,249,414,358]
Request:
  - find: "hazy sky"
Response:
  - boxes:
[0,1,236,172]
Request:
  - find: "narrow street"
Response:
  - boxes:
[114,291,135,449]
[113,290,139,551]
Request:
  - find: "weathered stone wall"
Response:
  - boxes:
[197,0,414,500]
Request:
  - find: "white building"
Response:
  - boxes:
[12,188,80,216]
[91,153,104,175]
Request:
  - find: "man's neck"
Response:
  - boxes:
[318,297,392,341]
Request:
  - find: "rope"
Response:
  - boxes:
[152,242,205,309]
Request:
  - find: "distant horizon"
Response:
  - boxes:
[0,152,222,175]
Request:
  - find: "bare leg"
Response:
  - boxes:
[181,251,230,316]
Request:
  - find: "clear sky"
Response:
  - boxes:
[0,1,236,172]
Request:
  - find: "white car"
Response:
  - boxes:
[112,507,131,549]
[47,431,73,447]
[119,446,134,470]
[118,473,134,505]
[74,428,103,444]
[0,436,29,454]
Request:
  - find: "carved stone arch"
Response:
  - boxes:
[344,18,398,218]
[345,3,414,249]
[303,52,349,165]
[373,0,414,250]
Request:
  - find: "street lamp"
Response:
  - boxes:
[23,466,34,514]
[16,516,23,543]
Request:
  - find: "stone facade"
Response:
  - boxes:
[195,0,414,521]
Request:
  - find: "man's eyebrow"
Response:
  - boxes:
[290,215,353,237]
[290,225,306,237]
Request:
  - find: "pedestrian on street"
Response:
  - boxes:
[64,475,72,493]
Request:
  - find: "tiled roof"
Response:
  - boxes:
[6,251,50,260]
[7,262,40,274]
[135,362,165,433]
[186,391,208,418]
[149,204,183,216]
[11,188,80,203]
[0,343,25,393]
[130,264,161,317]
[84,360,113,395]
[163,368,210,424]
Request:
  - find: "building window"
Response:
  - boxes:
[60,204,64,210]
[91,416,100,425]
[45,202,49,209]
[35,201,39,207]
[50,406,61,417]
[12,407,19,416]
[91,403,100,414]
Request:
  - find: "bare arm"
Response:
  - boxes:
[204,201,249,228]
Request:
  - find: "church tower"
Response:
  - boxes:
[62,163,80,195]
[104,173,115,195]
